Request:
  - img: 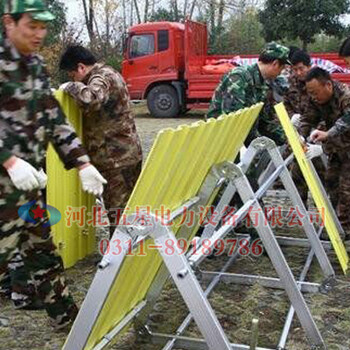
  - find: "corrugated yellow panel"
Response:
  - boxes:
[47,91,95,268]
[275,103,349,273]
[82,103,263,349]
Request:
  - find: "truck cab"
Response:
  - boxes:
[122,22,186,117]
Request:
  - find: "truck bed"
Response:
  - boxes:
[186,53,350,100]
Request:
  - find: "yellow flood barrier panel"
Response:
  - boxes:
[83,103,263,349]
[275,103,349,273]
[47,91,95,268]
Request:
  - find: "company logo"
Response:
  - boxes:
[18,201,62,227]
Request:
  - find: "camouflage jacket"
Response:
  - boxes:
[0,38,89,173]
[258,76,288,146]
[64,63,142,171]
[207,63,268,119]
[207,63,286,146]
[300,81,350,154]
[283,75,309,116]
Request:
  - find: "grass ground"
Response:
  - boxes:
[1,104,350,350]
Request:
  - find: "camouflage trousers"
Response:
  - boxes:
[291,156,326,207]
[0,174,77,328]
[100,161,142,236]
[324,153,350,234]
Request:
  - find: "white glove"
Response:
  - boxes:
[79,165,107,196]
[59,82,71,91]
[37,168,48,189]
[291,114,301,129]
[305,144,323,160]
[7,158,41,191]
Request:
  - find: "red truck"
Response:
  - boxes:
[122,20,350,118]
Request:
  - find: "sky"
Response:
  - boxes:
[64,0,82,24]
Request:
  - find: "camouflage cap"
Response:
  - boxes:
[3,0,55,21]
[261,42,291,65]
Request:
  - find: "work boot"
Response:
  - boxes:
[343,231,350,243]
[13,297,45,310]
[0,276,11,299]
[0,287,11,299]
[320,230,331,241]
[52,303,79,331]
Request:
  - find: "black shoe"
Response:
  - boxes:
[53,304,79,331]
[13,298,45,310]
[0,288,11,299]
[344,234,350,243]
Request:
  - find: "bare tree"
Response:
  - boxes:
[188,0,197,19]
[81,0,95,42]
[183,0,188,18]
[130,0,133,26]
[209,0,215,32]
[171,0,180,21]
[133,0,142,23]
[122,0,127,31]
[217,0,225,29]
[144,0,149,21]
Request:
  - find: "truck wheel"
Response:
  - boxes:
[147,85,180,118]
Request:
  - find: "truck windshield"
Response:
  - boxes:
[129,34,155,58]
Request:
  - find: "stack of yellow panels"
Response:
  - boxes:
[47,91,95,268]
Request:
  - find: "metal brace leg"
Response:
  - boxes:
[130,214,232,350]
[277,225,325,350]
[222,161,326,349]
[63,232,133,350]
[135,165,226,330]
[188,154,292,267]
[201,142,261,240]
[162,239,248,350]
[251,137,335,279]
[201,142,294,242]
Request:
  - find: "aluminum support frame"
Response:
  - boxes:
[250,137,335,279]
[150,332,274,350]
[64,166,231,350]
[65,137,335,350]
[195,137,334,280]
[222,161,326,348]
[147,215,232,350]
[63,232,135,350]
[135,165,226,328]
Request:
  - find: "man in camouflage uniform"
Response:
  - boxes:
[259,75,289,146]
[301,67,350,240]
[207,43,290,235]
[207,42,290,146]
[0,0,107,328]
[284,50,312,117]
[283,50,326,206]
[59,46,143,234]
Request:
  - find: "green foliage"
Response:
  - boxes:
[226,8,264,54]
[45,0,67,46]
[148,7,183,22]
[208,8,264,54]
[259,0,350,49]
[105,55,123,72]
[308,34,345,52]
